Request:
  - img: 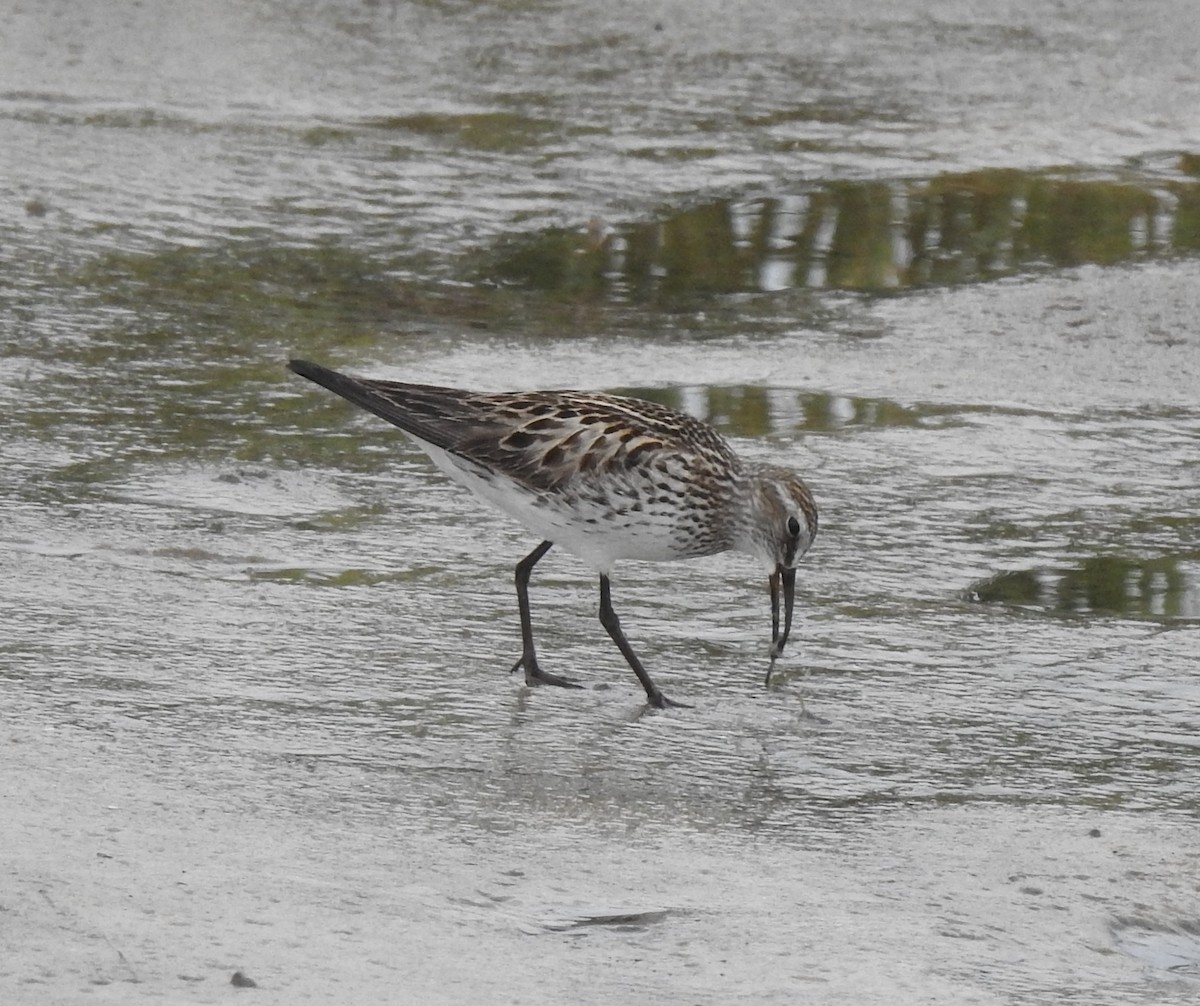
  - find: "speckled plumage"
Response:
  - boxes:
[288,359,818,708]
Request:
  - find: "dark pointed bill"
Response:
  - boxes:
[766,565,797,686]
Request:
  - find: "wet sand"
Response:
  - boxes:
[4,2,1200,1002]
[6,706,1199,1004]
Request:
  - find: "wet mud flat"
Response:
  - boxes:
[4,707,1200,1004]
[4,1,1200,1003]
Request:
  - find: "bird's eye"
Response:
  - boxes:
[786,515,801,537]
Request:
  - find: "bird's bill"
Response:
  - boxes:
[766,566,796,684]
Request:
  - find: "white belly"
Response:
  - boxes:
[414,437,690,573]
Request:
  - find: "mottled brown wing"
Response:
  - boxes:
[449,390,741,492]
[288,360,739,492]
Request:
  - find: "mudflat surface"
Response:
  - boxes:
[3,2,1200,1003]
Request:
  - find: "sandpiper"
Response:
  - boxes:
[288,359,818,708]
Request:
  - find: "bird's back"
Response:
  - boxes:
[288,360,745,567]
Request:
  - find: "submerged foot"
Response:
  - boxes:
[510,655,583,690]
[646,689,691,711]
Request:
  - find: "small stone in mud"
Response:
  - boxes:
[231,971,258,988]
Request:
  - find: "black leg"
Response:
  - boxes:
[509,541,580,689]
[597,574,686,709]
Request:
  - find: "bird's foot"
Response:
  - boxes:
[646,690,691,710]
[510,654,583,690]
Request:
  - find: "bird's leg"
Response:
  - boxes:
[509,540,580,689]
[597,574,688,709]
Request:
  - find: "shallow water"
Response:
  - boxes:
[3,2,1200,1003]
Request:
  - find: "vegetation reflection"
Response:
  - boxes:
[970,556,1198,620]
[612,386,928,437]
[491,164,1200,299]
